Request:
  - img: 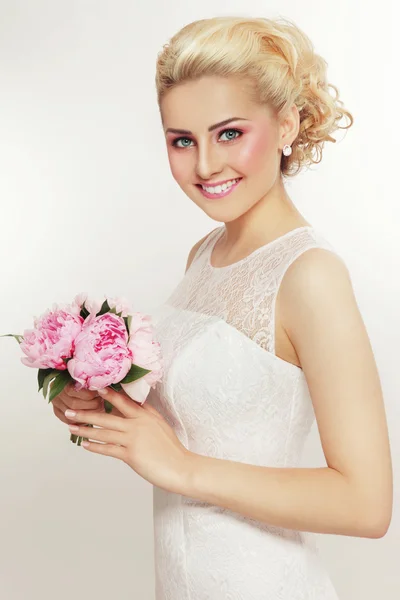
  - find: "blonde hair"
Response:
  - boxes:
[155,16,354,178]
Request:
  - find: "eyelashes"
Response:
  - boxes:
[171,128,243,149]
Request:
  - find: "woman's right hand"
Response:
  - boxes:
[52,381,123,425]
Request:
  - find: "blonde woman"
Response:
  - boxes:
[54,15,393,600]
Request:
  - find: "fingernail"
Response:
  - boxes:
[98,388,108,395]
[65,410,77,418]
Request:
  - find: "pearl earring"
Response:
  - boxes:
[282,144,292,156]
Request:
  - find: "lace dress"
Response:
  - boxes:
[146,225,342,600]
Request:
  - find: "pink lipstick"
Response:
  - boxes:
[196,178,242,200]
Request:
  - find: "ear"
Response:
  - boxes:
[279,103,300,147]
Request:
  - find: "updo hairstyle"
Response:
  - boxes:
[155,16,354,177]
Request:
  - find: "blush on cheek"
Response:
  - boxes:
[169,162,190,184]
[166,150,189,183]
[235,130,276,173]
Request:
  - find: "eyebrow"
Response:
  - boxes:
[165,117,249,135]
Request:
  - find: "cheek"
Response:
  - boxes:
[166,147,192,182]
[234,132,276,173]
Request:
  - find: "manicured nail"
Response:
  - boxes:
[65,410,77,418]
[68,425,79,432]
[98,388,108,395]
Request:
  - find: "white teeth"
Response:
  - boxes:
[201,178,240,193]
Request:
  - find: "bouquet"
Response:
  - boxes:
[1,292,163,445]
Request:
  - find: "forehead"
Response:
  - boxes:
[160,75,271,127]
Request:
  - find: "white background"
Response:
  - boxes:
[0,1,398,598]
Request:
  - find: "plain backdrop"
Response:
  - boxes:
[0,1,398,599]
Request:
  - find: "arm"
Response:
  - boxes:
[181,249,393,539]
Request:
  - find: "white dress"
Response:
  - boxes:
[147,225,343,600]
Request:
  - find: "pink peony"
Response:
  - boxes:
[69,292,105,326]
[70,292,133,322]
[69,292,90,315]
[121,313,163,404]
[20,308,84,370]
[107,295,133,318]
[67,312,133,391]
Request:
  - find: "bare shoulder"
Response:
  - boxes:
[278,247,353,348]
[185,227,220,273]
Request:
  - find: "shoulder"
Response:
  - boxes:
[282,245,351,293]
[185,227,221,273]
[278,245,366,390]
[279,247,353,341]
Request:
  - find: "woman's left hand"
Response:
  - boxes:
[65,386,192,495]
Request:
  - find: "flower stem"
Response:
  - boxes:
[70,424,94,445]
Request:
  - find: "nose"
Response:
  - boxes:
[195,142,224,181]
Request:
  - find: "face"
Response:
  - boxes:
[160,75,295,222]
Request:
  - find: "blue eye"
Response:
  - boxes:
[219,129,242,142]
[173,137,193,148]
[171,128,243,148]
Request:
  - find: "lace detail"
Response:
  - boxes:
[169,225,343,356]
[147,225,343,599]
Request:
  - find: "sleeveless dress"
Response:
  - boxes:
[146,225,343,600]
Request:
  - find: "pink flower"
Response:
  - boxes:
[107,295,133,318]
[121,313,164,404]
[70,292,105,326]
[69,292,88,314]
[67,312,133,391]
[70,292,133,321]
[20,308,84,370]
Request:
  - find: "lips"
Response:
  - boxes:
[196,177,243,200]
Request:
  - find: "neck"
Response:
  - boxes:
[222,176,309,250]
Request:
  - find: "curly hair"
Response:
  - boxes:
[155,16,354,178]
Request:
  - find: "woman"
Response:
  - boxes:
[53,16,393,600]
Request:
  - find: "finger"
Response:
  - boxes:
[54,404,82,425]
[53,400,100,425]
[67,424,126,447]
[64,407,127,431]
[110,406,126,419]
[53,403,69,424]
[65,382,100,401]
[63,397,103,411]
[80,439,126,461]
[97,387,142,418]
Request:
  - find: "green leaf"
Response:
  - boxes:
[123,316,129,334]
[43,371,61,400]
[104,400,113,413]
[48,370,71,403]
[0,333,24,344]
[97,299,111,316]
[80,306,90,320]
[38,368,56,392]
[110,382,123,392]
[119,364,151,384]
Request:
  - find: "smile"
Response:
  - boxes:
[196,178,242,199]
